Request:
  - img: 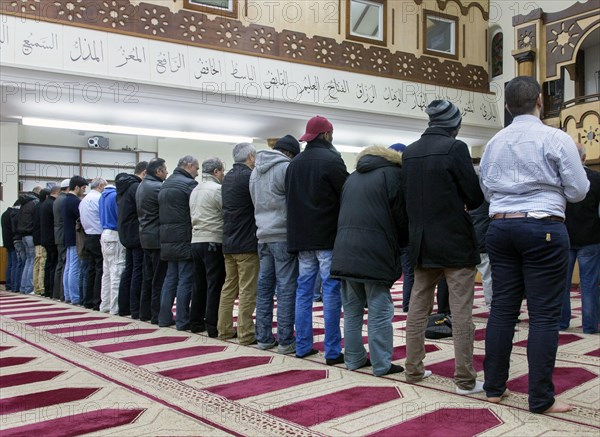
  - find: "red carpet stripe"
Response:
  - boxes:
[0,302,53,309]
[12,310,83,321]
[508,367,597,395]
[368,408,503,436]
[205,369,328,400]
[27,316,106,327]
[267,386,401,427]
[91,336,188,353]
[159,356,272,380]
[425,355,485,378]
[0,387,100,415]
[122,345,227,366]
[1,306,58,315]
[391,344,439,361]
[0,371,64,388]
[0,357,36,367]
[0,300,37,306]
[513,333,583,348]
[0,408,145,437]
[46,322,131,334]
[585,348,600,357]
[0,346,14,352]
[66,328,157,343]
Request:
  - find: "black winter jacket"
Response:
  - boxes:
[331,147,409,287]
[566,167,600,246]
[286,138,349,252]
[17,193,39,236]
[1,208,15,250]
[117,174,142,249]
[402,127,484,268]
[158,167,198,261]
[222,163,258,254]
[136,173,163,250]
[40,196,56,246]
[469,201,490,253]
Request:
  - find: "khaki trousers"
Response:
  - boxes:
[405,266,478,390]
[33,245,46,294]
[217,253,259,345]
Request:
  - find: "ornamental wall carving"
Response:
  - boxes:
[0,0,489,93]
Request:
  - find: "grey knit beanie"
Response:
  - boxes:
[426,100,462,129]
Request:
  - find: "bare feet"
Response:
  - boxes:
[487,389,510,404]
[543,400,573,414]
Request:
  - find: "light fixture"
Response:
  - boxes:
[335,144,367,153]
[21,117,253,144]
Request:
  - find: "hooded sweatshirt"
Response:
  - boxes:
[249,149,290,243]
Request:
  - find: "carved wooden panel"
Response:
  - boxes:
[516,24,535,49]
[0,0,489,93]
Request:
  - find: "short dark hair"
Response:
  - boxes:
[505,76,541,117]
[135,161,148,175]
[202,157,224,175]
[69,175,88,190]
[147,158,166,177]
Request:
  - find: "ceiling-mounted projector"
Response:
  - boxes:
[87,136,109,149]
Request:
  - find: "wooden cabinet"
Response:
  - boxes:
[18,144,156,192]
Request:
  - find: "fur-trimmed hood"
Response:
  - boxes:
[355,145,402,173]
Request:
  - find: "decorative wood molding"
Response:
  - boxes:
[513,1,599,26]
[414,0,488,20]
[0,0,489,93]
[516,24,536,49]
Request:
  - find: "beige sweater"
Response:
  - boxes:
[189,174,223,244]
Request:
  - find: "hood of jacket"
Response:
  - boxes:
[19,192,39,205]
[254,149,290,175]
[355,146,402,173]
[101,185,116,198]
[116,174,141,197]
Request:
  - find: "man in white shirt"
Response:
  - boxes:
[79,177,106,309]
[480,76,589,414]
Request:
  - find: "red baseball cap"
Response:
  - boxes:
[299,115,333,142]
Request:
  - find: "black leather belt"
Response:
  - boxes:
[491,213,564,222]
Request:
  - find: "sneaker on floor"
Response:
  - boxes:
[423,370,432,379]
[257,340,278,350]
[277,343,296,355]
[326,353,344,366]
[455,380,484,395]
[296,348,318,358]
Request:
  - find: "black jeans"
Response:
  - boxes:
[191,242,226,336]
[53,244,66,300]
[43,245,58,297]
[118,247,144,317]
[140,248,167,323]
[83,234,103,309]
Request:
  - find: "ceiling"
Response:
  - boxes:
[0,66,499,150]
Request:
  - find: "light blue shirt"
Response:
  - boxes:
[79,189,103,235]
[480,115,589,218]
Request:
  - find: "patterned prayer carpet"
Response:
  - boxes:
[0,283,598,436]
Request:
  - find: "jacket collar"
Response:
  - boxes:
[421,126,455,138]
[173,167,194,179]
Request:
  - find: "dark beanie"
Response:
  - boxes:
[275,135,300,157]
[426,100,462,129]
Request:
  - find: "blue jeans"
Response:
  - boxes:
[342,280,394,376]
[63,246,80,304]
[20,236,35,293]
[158,260,194,329]
[560,243,600,334]
[296,250,341,359]
[400,247,413,312]
[5,249,16,291]
[256,242,298,348]
[484,218,569,413]
[13,240,26,292]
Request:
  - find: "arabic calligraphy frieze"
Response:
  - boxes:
[0,0,489,94]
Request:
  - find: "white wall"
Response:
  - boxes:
[0,122,19,225]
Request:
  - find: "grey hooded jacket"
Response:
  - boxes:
[249,149,290,243]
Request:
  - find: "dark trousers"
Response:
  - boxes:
[118,247,144,317]
[437,274,450,314]
[400,247,413,312]
[43,245,58,297]
[484,218,569,413]
[191,242,226,336]
[53,244,66,300]
[5,249,15,291]
[83,234,103,309]
[79,257,89,304]
[140,248,167,323]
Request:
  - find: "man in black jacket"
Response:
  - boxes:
[116,162,147,318]
[286,115,349,363]
[40,185,60,298]
[1,204,17,291]
[53,179,70,300]
[157,155,199,330]
[17,188,40,294]
[217,143,259,345]
[402,100,484,394]
[560,144,600,334]
[137,158,169,324]
[331,146,408,376]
